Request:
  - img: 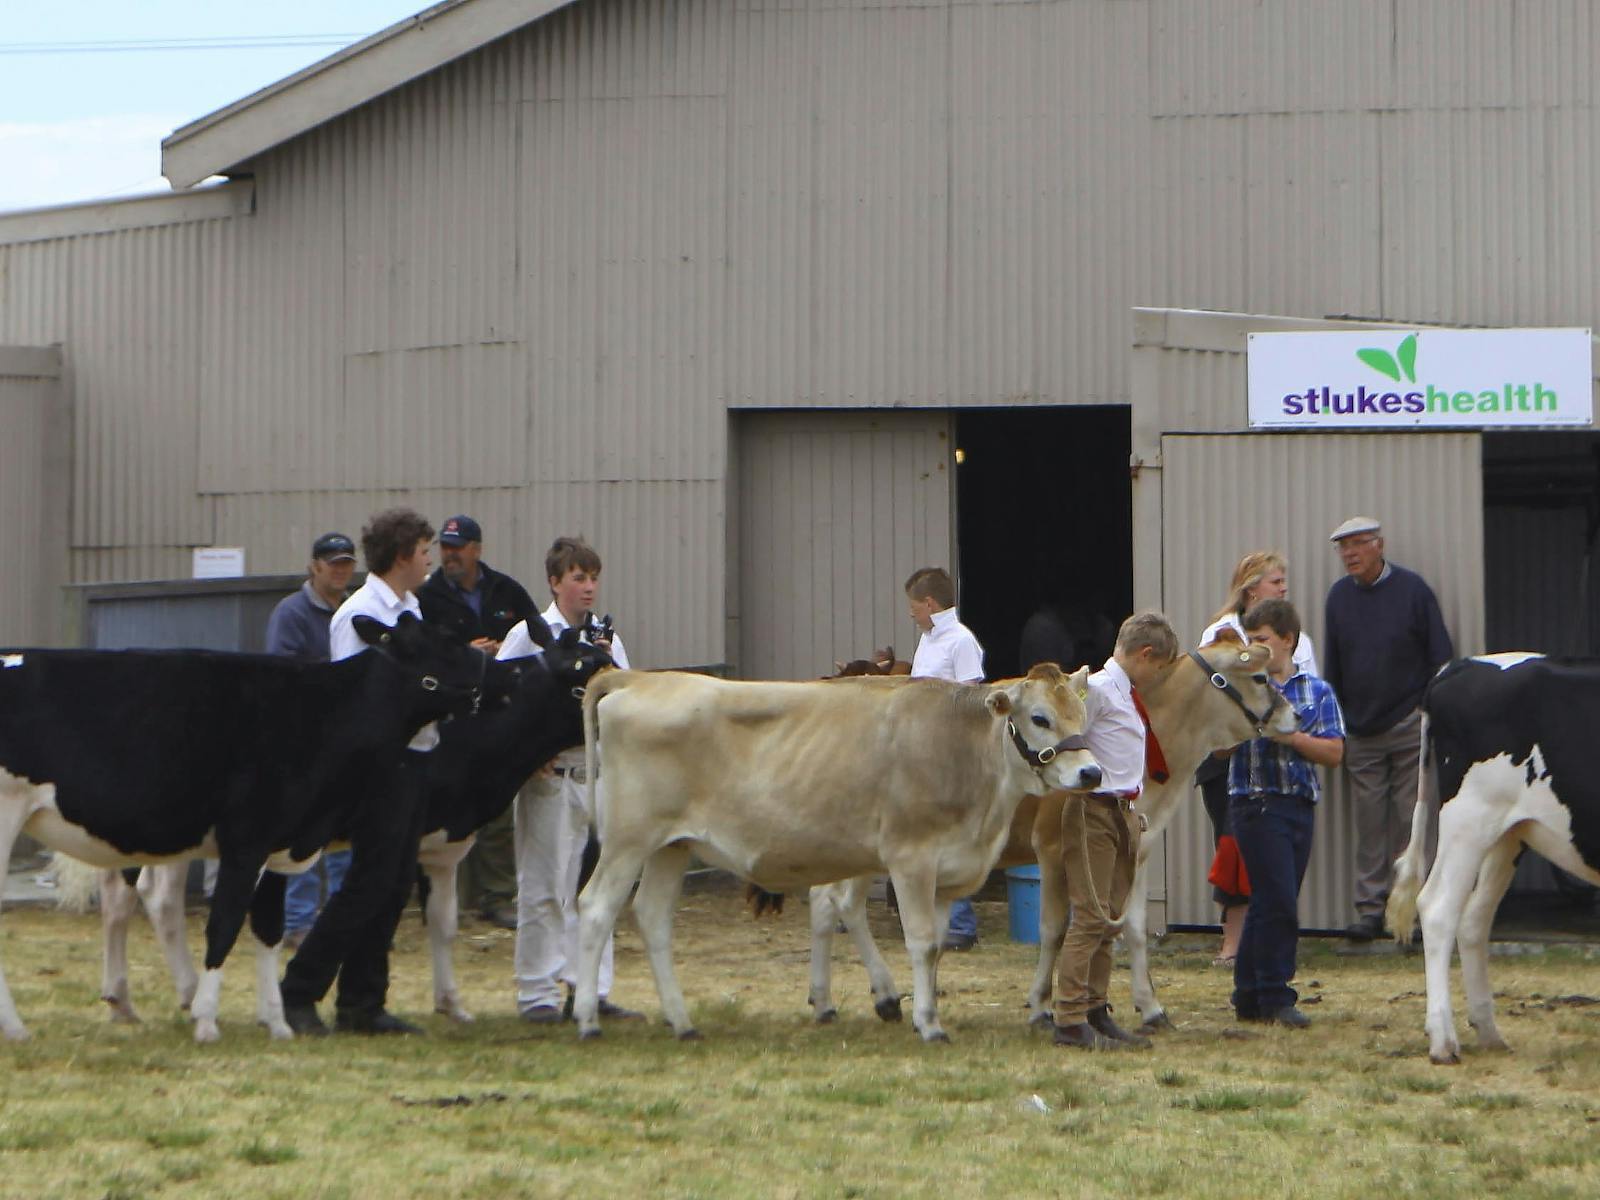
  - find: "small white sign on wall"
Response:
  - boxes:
[192,547,245,579]
[1247,328,1594,429]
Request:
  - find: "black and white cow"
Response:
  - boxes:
[85,625,613,1029]
[0,614,515,1042]
[1386,653,1600,1064]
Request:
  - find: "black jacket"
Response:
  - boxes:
[418,561,537,646]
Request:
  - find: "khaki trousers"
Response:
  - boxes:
[1345,708,1431,920]
[1054,796,1141,1025]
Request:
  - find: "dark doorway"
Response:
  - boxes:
[953,407,1133,681]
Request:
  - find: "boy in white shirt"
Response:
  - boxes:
[499,536,643,1023]
[905,567,985,949]
[1053,610,1177,1051]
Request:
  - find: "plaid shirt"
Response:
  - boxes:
[1226,671,1346,803]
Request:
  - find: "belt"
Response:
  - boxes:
[550,765,588,780]
[1087,791,1138,813]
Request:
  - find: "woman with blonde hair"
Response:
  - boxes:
[1197,551,1319,964]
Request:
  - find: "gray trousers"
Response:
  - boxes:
[1344,707,1431,920]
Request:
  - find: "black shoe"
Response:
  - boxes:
[1053,1021,1122,1051]
[335,1008,422,1035]
[1261,1006,1311,1029]
[1344,915,1384,942]
[941,933,977,952]
[1087,1003,1152,1049]
[283,1003,329,1038]
[597,999,645,1021]
[522,1004,567,1025]
[480,906,518,931]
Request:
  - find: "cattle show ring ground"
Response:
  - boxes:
[2,876,1599,1200]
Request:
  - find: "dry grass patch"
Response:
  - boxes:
[1,884,1598,1199]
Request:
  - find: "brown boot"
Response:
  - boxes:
[1053,1021,1121,1051]
[1087,1003,1152,1049]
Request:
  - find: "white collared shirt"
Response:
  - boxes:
[1201,613,1320,677]
[1083,656,1145,796]
[910,607,984,684]
[498,601,631,670]
[329,573,437,752]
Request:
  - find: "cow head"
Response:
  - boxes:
[353,613,514,721]
[1187,629,1299,742]
[542,626,614,695]
[987,663,1102,793]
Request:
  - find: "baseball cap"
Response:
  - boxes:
[311,532,357,562]
[1329,516,1381,542]
[439,515,482,546]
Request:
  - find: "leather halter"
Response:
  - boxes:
[1007,719,1089,772]
[1186,650,1284,735]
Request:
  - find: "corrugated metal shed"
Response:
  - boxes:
[0,347,68,646]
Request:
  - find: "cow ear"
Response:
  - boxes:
[1210,627,1245,647]
[352,615,390,646]
[525,615,554,650]
[985,687,1013,717]
[834,660,847,674]
[1067,665,1091,697]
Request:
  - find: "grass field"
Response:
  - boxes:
[2,883,1598,1200]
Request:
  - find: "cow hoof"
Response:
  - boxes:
[105,999,141,1025]
[2,1025,31,1042]
[874,996,903,1023]
[1026,1011,1054,1030]
[264,1020,293,1041]
[1139,1012,1175,1034]
[814,1007,838,1025]
[1430,1051,1461,1066]
[437,1004,475,1024]
[578,1027,603,1041]
[676,1028,703,1042]
[922,1030,951,1044]
[193,1021,221,1044]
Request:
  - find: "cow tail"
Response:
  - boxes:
[1384,710,1433,944]
[50,852,105,913]
[582,668,625,843]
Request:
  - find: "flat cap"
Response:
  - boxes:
[1329,516,1381,542]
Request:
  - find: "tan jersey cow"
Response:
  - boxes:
[572,664,1102,1042]
[806,632,1297,1032]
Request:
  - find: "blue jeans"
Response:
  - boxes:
[945,897,977,940]
[284,849,352,935]
[1229,794,1314,1016]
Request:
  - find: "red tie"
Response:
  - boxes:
[1131,687,1170,784]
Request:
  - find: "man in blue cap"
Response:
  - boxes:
[418,515,537,928]
[266,531,359,947]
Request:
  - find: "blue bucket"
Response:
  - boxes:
[1005,864,1041,943]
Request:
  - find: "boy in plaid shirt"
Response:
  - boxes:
[1225,598,1345,1028]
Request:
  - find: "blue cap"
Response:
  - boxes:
[311,532,356,561]
[439,515,482,546]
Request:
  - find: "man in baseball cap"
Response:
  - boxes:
[1322,515,1453,942]
[418,515,538,929]
[265,531,361,947]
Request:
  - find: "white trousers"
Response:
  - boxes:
[513,758,613,1011]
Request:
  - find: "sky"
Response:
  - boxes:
[0,1,429,213]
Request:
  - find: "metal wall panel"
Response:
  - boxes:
[733,411,952,680]
[0,372,53,644]
[1158,431,1484,931]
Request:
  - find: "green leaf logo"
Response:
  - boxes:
[1357,335,1418,383]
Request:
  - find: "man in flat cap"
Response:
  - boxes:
[1322,517,1453,941]
[418,515,537,929]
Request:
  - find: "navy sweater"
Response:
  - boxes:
[1323,563,1453,737]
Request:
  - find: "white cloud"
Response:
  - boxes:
[0,114,183,214]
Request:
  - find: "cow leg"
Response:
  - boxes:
[0,798,35,1040]
[138,863,199,1012]
[245,873,291,1039]
[631,843,694,1038]
[1124,861,1170,1032]
[839,877,901,1022]
[419,840,474,1022]
[191,861,259,1044]
[1416,804,1500,1065]
[807,884,842,1022]
[100,868,143,1023]
[889,867,948,1043]
[1027,850,1071,1027]
[1458,832,1519,1053]
[573,846,648,1040]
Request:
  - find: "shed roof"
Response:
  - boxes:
[161,0,574,189]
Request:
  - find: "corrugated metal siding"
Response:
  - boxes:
[3,0,1599,665]
[1158,431,1484,931]
[0,373,52,644]
[733,411,953,680]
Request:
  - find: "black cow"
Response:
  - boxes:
[1387,653,1600,1064]
[82,625,612,1029]
[0,614,513,1042]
